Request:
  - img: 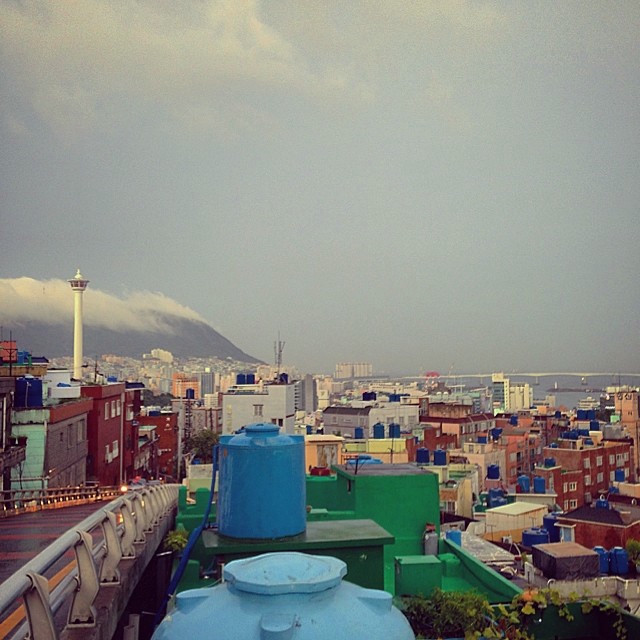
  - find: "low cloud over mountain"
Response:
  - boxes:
[0,277,260,362]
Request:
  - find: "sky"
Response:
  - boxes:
[1,1,639,375]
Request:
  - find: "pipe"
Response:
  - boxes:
[153,445,219,628]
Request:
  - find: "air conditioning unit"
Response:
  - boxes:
[502,535,512,544]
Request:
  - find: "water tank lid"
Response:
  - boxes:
[244,423,280,436]
[224,553,347,595]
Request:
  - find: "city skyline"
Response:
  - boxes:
[2,2,639,374]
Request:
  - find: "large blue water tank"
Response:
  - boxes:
[509,415,518,426]
[487,464,500,479]
[185,388,195,400]
[477,435,488,444]
[590,420,600,430]
[246,373,256,385]
[354,426,364,439]
[416,448,430,464]
[218,424,305,539]
[433,449,447,466]
[445,530,462,546]
[517,475,531,493]
[544,457,556,468]
[372,423,385,439]
[15,377,43,408]
[389,423,401,439]
[587,410,596,420]
[577,410,587,420]
[152,553,415,640]
[236,373,247,385]
[533,476,546,494]
[577,428,589,437]
[593,547,609,574]
[596,498,609,510]
[306,425,313,435]
[615,469,625,482]
[522,528,550,548]
[609,547,629,576]
[543,513,561,543]
[388,393,401,402]
[491,427,503,440]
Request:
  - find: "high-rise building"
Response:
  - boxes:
[172,373,200,399]
[491,373,510,413]
[334,362,373,379]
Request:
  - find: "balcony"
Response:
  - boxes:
[0,445,27,474]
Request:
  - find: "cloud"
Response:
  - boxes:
[0,277,207,333]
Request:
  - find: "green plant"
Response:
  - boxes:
[162,527,189,553]
[581,598,628,640]
[625,538,640,565]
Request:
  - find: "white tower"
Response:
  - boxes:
[68,269,89,380]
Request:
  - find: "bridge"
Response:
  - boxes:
[0,484,178,640]
[403,372,640,380]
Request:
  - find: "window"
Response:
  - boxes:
[111,400,116,417]
[584,475,591,486]
[569,499,577,509]
[116,399,121,416]
[569,482,577,491]
[597,472,603,483]
[104,403,108,420]
[624,452,629,461]
[596,456,603,466]
[583,459,590,469]
[253,404,263,417]
[609,454,615,464]
[563,500,569,510]
[610,471,616,482]
[563,482,568,493]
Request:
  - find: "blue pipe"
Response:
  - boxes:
[154,444,219,628]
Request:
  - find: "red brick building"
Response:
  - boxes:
[137,410,178,480]
[535,439,633,512]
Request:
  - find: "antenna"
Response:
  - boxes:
[274,332,285,379]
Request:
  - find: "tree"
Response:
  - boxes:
[186,430,219,463]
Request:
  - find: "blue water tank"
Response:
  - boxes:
[609,547,629,576]
[218,424,306,539]
[433,449,447,466]
[416,448,430,464]
[107,375,118,383]
[151,553,415,640]
[492,497,507,507]
[609,486,620,494]
[517,475,531,493]
[578,428,589,437]
[236,373,247,385]
[306,425,313,435]
[587,410,596,420]
[389,423,401,439]
[533,476,546,494]
[246,373,256,385]
[543,513,561,543]
[372,423,385,439]
[555,411,562,418]
[509,415,518,425]
[354,427,364,439]
[445,530,462,546]
[590,420,600,430]
[488,488,504,507]
[550,442,558,448]
[149,410,161,416]
[544,457,556,468]
[487,464,500,479]
[388,393,401,402]
[491,427,503,440]
[615,469,625,482]
[522,528,550,548]
[593,547,609,574]
[584,438,594,446]
[15,377,43,408]
[577,410,587,420]
[478,435,488,444]
[596,498,609,509]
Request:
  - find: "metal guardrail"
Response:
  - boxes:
[0,484,179,640]
[1,485,124,517]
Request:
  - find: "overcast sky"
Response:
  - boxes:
[1,1,639,375]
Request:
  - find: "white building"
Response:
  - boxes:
[509,382,533,411]
[222,382,295,434]
[334,362,373,379]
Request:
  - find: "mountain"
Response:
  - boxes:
[6,315,261,362]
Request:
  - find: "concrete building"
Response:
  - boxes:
[614,389,640,475]
[221,381,295,434]
[419,412,496,448]
[137,410,178,480]
[11,396,92,489]
[334,362,373,379]
[509,382,533,411]
[322,402,419,438]
[0,377,26,492]
[492,373,510,413]
[172,373,200,399]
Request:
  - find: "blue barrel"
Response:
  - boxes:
[218,423,306,539]
[587,410,596,420]
[478,435,487,444]
[491,427,503,440]
[389,423,401,439]
[388,394,401,402]
[517,475,531,493]
[185,388,195,400]
[610,547,629,576]
[543,513,561,543]
[246,373,256,384]
[590,420,600,430]
[522,528,550,548]
[236,373,247,385]
[544,457,556,468]
[596,498,609,509]
[533,476,546,494]
[509,415,518,425]
[615,469,625,482]
[487,464,500,479]
[372,423,385,439]
[416,448,430,464]
[433,449,447,466]
[354,427,364,439]
[577,410,587,420]
[577,428,589,437]
[306,425,313,435]
[593,547,609,574]
[445,530,462,546]
[492,497,507,507]
[15,377,43,408]
[550,442,558,448]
